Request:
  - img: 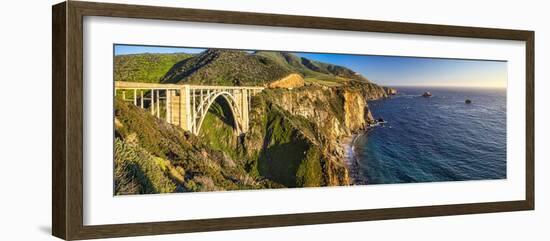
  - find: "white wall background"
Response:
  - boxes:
[0,0,547,240]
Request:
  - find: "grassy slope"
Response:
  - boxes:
[161,49,292,86]
[257,105,323,187]
[114,53,192,83]
[114,137,177,195]
[160,49,370,87]
[254,51,368,86]
[115,49,376,89]
[198,98,243,160]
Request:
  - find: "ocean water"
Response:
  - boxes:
[352,87,507,185]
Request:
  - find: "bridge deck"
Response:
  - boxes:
[115,81,265,90]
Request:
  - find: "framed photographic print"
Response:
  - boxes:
[52,1,534,240]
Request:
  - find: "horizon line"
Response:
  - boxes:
[384,84,507,89]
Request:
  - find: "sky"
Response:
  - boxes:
[115,44,507,88]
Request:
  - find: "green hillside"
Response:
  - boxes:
[160,49,371,86]
[114,98,281,194]
[255,51,368,81]
[161,49,292,86]
[114,53,192,83]
[115,49,372,87]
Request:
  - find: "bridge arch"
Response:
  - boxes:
[195,91,242,135]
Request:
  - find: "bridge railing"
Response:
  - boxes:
[115,81,265,90]
[115,85,175,123]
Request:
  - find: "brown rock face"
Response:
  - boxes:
[268,73,305,89]
[343,90,375,131]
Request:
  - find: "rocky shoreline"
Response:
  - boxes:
[341,132,371,185]
[340,88,396,186]
[341,135,358,184]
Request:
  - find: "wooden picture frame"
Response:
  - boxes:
[52,1,534,240]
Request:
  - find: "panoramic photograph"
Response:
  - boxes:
[113,44,507,195]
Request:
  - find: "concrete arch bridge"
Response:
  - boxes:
[115,81,264,135]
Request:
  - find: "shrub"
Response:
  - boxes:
[114,137,177,195]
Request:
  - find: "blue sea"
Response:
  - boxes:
[352,87,507,185]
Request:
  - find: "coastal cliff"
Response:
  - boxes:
[198,82,389,188]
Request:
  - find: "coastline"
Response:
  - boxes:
[341,133,367,185]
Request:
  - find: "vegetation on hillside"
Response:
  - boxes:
[115,49,373,87]
[198,98,244,160]
[114,99,277,194]
[114,53,192,83]
[161,49,292,86]
[114,136,177,194]
[160,49,371,87]
[257,104,323,187]
[255,51,370,83]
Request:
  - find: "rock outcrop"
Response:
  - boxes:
[384,87,398,95]
[268,73,305,89]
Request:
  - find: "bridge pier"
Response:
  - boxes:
[150,89,155,115]
[140,90,144,108]
[233,89,250,133]
[178,86,192,132]
[166,89,171,124]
